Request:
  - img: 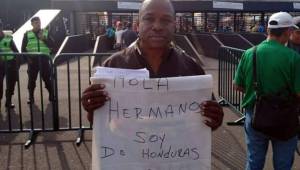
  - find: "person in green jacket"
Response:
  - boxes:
[234,12,300,170]
[21,17,54,104]
[0,21,19,112]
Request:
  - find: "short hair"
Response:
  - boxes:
[268,27,289,37]
[126,22,132,28]
[116,21,122,26]
[139,0,175,18]
[31,17,40,23]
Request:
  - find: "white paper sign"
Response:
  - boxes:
[93,66,149,79]
[92,75,213,170]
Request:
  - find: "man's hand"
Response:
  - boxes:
[38,31,46,41]
[233,81,244,93]
[81,84,109,122]
[201,100,224,130]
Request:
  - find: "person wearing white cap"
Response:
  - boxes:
[288,16,300,53]
[234,11,300,170]
[287,15,300,157]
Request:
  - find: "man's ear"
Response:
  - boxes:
[284,28,292,39]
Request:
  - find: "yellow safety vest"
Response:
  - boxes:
[26,30,50,55]
[0,35,14,61]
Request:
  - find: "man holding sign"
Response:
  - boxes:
[82,0,223,129]
[82,0,224,169]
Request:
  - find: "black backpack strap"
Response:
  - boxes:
[252,46,258,93]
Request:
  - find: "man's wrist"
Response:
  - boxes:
[87,112,94,123]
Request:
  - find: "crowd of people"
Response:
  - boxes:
[98,20,138,51]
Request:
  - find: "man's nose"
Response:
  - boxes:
[152,19,163,31]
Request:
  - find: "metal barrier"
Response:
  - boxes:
[0,52,112,147]
[218,46,245,125]
[91,35,116,67]
[52,53,112,145]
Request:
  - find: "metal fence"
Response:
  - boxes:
[0,52,112,147]
[218,46,245,125]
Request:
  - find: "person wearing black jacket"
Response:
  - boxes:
[0,21,19,111]
[21,17,55,104]
[121,22,138,48]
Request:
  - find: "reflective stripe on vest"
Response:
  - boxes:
[26,30,50,55]
[0,35,14,61]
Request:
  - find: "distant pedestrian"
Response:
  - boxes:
[0,20,19,111]
[121,22,138,48]
[288,16,300,53]
[287,16,300,156]
[105,25,115,39]
[114,21,124,50]
[21,17,54,104]
[258,23,265,33]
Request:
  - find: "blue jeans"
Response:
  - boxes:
[244,109,297,170]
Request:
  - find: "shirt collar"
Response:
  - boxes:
[132,38,176,57]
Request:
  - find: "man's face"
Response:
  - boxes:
[290,29,300,44]
[138,1,175,49]
[31,19,41,31]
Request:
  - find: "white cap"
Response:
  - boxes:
[293,16,300,29]
[268,12,298,29]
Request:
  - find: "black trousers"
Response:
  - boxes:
[0,59,17,101]
[27,57,53,95]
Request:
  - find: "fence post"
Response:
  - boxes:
[217,46,245,126]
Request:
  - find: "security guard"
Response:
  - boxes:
[21,17,54,104]
[0,21,18,111]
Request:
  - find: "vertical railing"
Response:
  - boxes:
[0,52,112,144]
[218,46,245,125]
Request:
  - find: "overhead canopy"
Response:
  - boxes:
[12,9,61,52]
[50,0,300,12]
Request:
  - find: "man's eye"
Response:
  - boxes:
[143,17,154,22]
[161,18,173,24]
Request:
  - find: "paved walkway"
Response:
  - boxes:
[0,56,299,170]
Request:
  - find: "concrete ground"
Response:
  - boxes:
[0,56,299,170]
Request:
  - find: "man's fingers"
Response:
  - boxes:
[201,100,221,108]
[200,100,224,130]
[201,101,223,114]
[89,97,107,105]
[81,84,109,113]
[204,120,219,131]
[203,112,221,120]
[82,90,108,101]
[82,96,108,109]
[82,96,107,106]
[83,84,105,93]
[85,102,106,113]
[202,106,222,116]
